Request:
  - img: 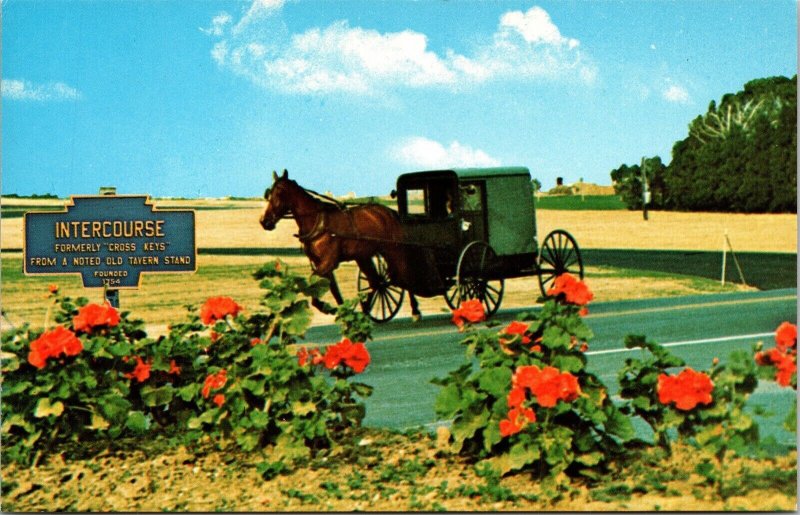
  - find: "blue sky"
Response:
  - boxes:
[3,0,796,198]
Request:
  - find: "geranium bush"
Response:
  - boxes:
[618,333,766,498]
[2,260,374,475]
[433,275,634,484]
[2,288,152,466]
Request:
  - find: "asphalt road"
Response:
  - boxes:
[305,288,797,446]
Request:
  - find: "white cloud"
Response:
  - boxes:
[499,6,579,48]
[201,12,232,36]
[392,137,500,169]
[663,84,690,104]
[2,79,81,101]
[204,2,595,96]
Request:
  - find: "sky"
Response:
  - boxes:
[2,0,797,198]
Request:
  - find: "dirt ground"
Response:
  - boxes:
[2,428,796,512]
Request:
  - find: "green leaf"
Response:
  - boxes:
[575,451,603,466]
[605,407,635,441]
[1,414,33,433]
[551,354,584,373]
[250,410,270,429]
[88,412,110,431]
[483,439,541,476]
[451,408,489,448]
[477,367,512,398]
[291,401,316,416]
[140,384,175,407]
[34,398,64,418]
[125,411,150,433]
[434,384,462,418]
[350,382,374,398]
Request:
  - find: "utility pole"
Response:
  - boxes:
[641,157,649,221]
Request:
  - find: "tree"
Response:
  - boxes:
[664,75,796,213]
[610,157,667,210]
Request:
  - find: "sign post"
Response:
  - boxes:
[24,195,196,296]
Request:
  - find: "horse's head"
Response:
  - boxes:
[260,169,293,231]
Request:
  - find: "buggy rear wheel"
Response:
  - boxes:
[453,241,505,317]
[357,253,405,323]
[537,229,584,297]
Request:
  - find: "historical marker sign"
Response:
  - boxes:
[24,196,196,288]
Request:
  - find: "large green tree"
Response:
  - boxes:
[664,76,796,213]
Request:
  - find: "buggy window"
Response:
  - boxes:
[460,182,483,212]
[401,179,456,220]
[406,188,426,215]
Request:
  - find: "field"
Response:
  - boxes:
[2,196,795,330]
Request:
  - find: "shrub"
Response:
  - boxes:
[1,260,374,474]
[433,275,634,483]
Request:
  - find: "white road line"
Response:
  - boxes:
[586,332,775,356]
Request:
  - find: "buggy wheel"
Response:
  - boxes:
[454,241,505,317]
[357,253,405,323]
[537,229,584,297]
[444,280,460,311]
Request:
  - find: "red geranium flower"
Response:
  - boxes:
[27,326,83,369]
[48,284,59,294]
[512,365,581,408]
[546,273,594,306]
[756,348,796,387]
[499,406,536,437]
[250,338,262,347]
[168,360,181,375]
[297,347,310,367]
[200,296,242,325]
[657,368,714,410]
[72,302,120,334]
[775,322,797,353]
[507,387,526,409]
[321,338,371,373]
[202,369,228,398]
[499,321,531,346]
[213,394,225,407]
[124,356,152,383]
[451,299,485,330]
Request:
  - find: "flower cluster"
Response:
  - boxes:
[202,369,228,399]
[298,339,370,374]
[499,365,581,438]
[657,368,714,410]
[755,322,797,387]
[546,273,593,310]
[200,296,242,325]
[512,365,582,408]
[451,299,485,330]
[72,302,120,334]
[27,326,83,369]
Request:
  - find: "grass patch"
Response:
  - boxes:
[535,195,626,210]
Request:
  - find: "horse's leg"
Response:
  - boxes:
[327,272,344,305]
[408,293,422,322]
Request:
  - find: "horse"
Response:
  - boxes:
[259,170,421,319]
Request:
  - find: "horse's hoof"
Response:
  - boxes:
[411,313,422,322]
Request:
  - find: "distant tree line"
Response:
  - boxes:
[611,76,796,213]
[3,193,60,199]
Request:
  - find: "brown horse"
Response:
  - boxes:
[259,170,421,318]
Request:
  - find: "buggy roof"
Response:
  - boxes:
[397,166,531,184]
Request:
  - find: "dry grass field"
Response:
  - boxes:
[1,197,796,252]
[1,197,794,331]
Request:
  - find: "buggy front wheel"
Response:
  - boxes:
[454,241,505,317]
[357,253,405,323]
[537,229,584,297]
